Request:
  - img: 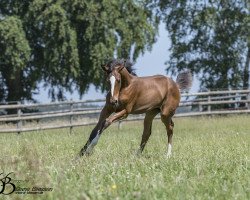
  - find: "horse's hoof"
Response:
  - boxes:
[166,153,172,159]
[80,148,94,157]
[135,149,142,157]
[72,154,81,164]
[72,151,91,163]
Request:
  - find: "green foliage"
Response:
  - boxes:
[1,115,250,199]
[1,0,249,102]
[160,0,249,90]
[62,0,158,94]
[0,16,32,101]
[0,0,159,102]
[26,1,80,99]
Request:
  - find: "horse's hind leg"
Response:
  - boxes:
[161,106,176,158]
[166,119,174,158]
[138,109,160,154]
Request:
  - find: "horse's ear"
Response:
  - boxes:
[116,64,124,72]
[101,64,109,72]
[116,59,126,71]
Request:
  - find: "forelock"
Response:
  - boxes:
[104,58,137,76]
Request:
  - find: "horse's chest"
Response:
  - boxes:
[118,90,133,104]
[118,96,129,107]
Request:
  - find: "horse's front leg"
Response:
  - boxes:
[103,109,128,130]
[80,105,114,156]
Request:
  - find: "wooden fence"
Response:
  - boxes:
[0,89,249,133]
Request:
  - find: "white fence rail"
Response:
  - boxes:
[0,89,249,133]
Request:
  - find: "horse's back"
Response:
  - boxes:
[138,75,179,97]
[128,75,180,114]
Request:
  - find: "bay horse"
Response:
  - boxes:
[79,59,192,157]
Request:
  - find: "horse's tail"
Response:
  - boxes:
[176,70,193,92]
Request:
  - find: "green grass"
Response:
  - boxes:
[1,115,250,200]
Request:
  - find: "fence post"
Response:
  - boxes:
[118,121,122,130]
[247,92,250,110]
[70,100,73,134]
[199,103,202,112]
[17,101,22,134]
[207,90,211,112]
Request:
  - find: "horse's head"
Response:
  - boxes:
[102,60,125,106]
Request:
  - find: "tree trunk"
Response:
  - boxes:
[4,67,23,114]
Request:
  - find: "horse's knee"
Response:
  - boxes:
[103,119,111,130]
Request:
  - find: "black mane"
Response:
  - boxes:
[104,59,137,76]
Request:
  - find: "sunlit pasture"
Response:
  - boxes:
[1,115,249,200]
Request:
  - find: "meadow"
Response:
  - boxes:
[0,115,249,200]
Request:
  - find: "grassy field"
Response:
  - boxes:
[0,115,250,200]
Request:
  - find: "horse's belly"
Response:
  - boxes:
[130,98,162,114]
[130,107,158,114]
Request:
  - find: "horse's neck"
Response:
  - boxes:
[120,69,133,88]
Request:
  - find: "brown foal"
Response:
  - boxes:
[79,59,192,157]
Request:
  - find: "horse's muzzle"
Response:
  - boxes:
[110,98,119,107]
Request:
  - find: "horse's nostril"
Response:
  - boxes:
[111,98,118,105]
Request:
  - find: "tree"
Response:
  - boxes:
[159,0,249,90]
[0,0,159,102]
[0,16,32,102]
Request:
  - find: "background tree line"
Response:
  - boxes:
[0,0,249,104]
[159,0,249,91]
